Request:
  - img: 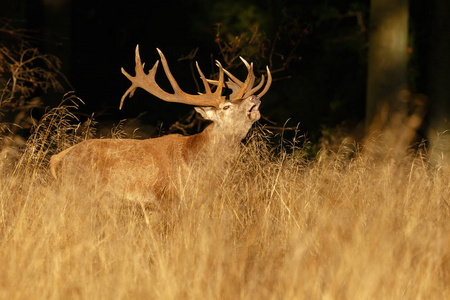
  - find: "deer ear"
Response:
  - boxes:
[194,106,215,120]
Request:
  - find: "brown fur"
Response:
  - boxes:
[49,117,248,201]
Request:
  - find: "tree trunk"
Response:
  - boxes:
[366,0,409,132]
[426,0,450,166]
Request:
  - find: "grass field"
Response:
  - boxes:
[1,107,450,300]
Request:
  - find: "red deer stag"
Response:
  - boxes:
[50,45,271,202]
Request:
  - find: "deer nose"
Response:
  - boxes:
[250,95,261,104]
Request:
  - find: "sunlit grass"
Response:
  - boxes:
[1,109,450,299]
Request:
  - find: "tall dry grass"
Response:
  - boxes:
[1,101,450,300]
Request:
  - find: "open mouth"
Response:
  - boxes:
[247,96,261,116]
[247,104,260,115]
[247,104,261,122]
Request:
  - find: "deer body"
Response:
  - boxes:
[50,125,220,199]
[49,46,270,201]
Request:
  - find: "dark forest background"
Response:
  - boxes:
[1,0,450,159]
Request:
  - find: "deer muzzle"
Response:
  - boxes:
[247,96,261,122]
[248,96,261,114]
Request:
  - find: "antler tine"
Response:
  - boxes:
[222,68,243,86]
[246,73,256,95]
[239,57,257,96]
[233,57,254,99]
[156,48,183,95]
[120,45,224,109]
[214,61,224,97]
[244,74,265,98]
[240,56,250,68]
[195,61,213,96]
[257,66,272,98]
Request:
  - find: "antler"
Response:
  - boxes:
[120,45,226,109]
[207,57,272,100]
[120,46,272,109]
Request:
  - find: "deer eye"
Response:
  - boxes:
[223,105,231,110]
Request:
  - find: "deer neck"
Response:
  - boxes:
[206,122,247,145]
[184,123,246,163]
